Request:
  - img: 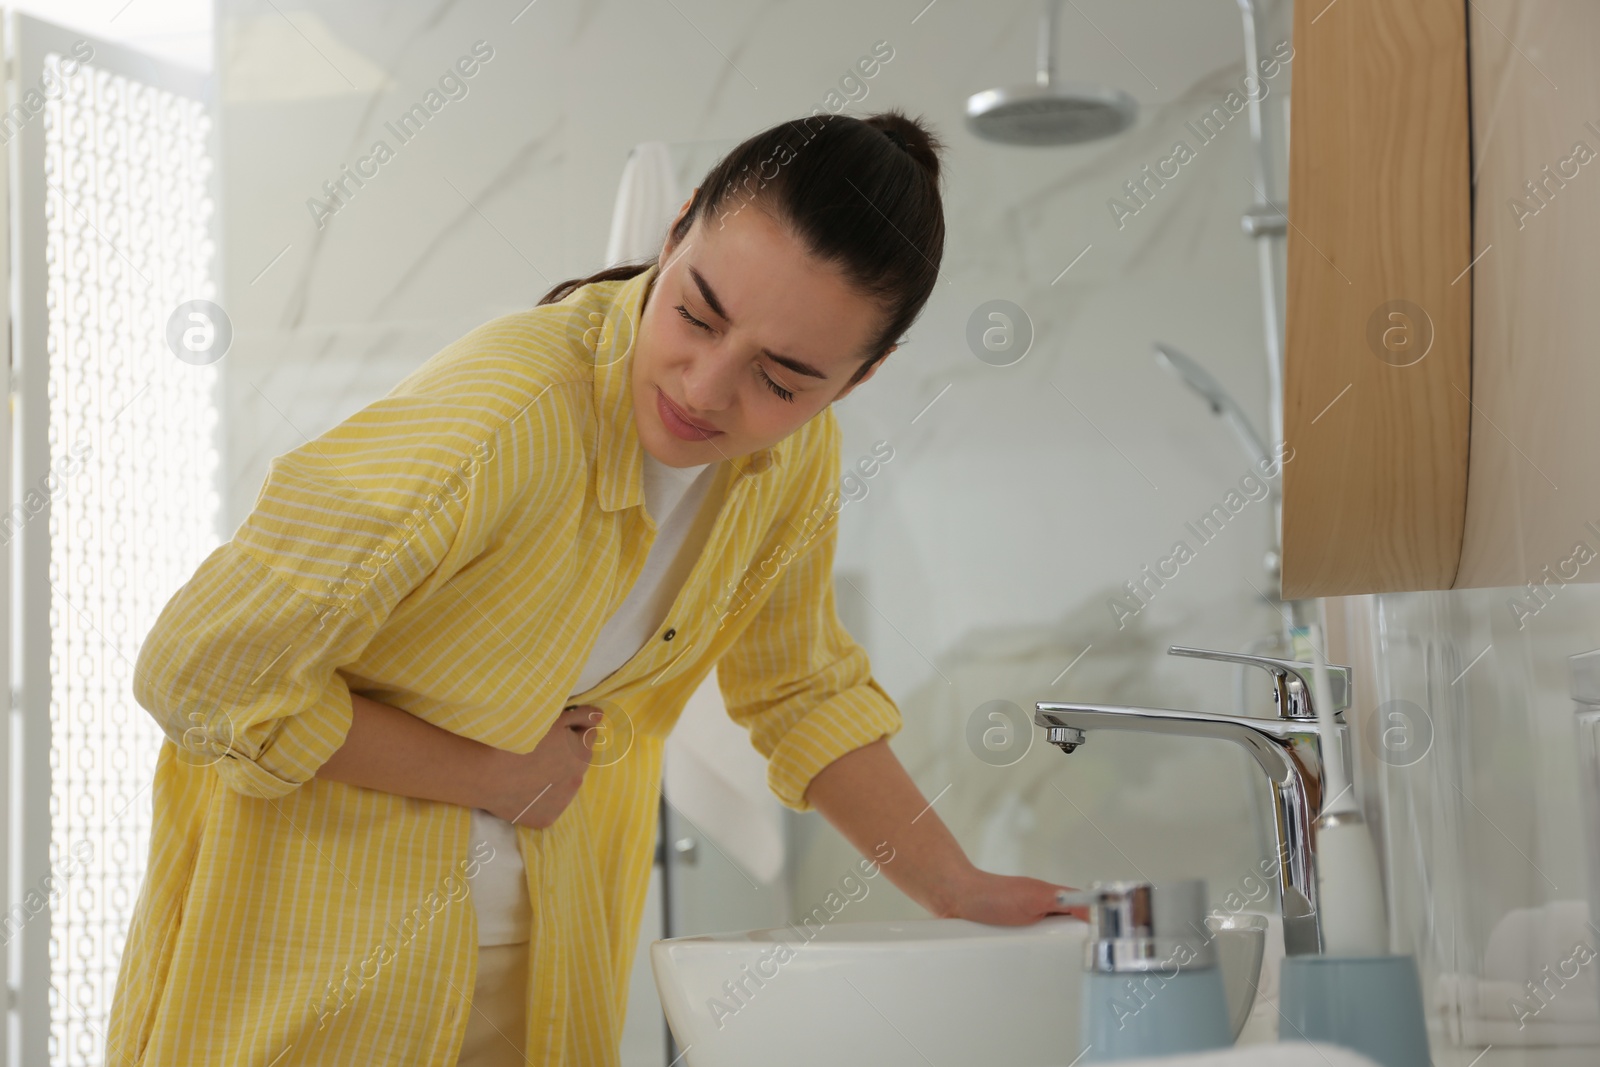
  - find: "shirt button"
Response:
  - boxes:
[663,627,676,641]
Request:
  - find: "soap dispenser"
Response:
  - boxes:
[1059,879,1232,1062]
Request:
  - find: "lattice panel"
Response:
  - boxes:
[41,50,219,1067]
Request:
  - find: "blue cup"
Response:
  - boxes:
[1278,954,1431,1067]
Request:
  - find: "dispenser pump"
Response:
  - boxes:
[1059,878,1217,972]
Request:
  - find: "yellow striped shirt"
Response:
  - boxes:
[105,263,904,1066]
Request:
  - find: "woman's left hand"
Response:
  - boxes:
[938,868,1088,925]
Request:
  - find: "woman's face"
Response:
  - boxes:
[631,190,894,467]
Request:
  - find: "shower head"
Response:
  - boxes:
[966,84,1139,146]
[966,0,1137,146]
[1153,342,1272,473]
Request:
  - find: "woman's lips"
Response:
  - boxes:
[656,387,723,441]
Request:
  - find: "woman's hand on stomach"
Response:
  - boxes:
[479,705,602,829]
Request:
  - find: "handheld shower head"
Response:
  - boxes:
[1153,342,1271,473]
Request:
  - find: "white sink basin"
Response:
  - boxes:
[651,912,1269,1067]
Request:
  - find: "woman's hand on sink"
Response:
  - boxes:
[940,869,1090,925]
[803,739,1092,926]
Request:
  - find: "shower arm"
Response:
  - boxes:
[1037,0,1061,87]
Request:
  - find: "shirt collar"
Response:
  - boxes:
[582,262,779,514]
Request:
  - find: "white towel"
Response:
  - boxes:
[1064,1043,1384,1067]
[604,141,787,886]
[1434,899,1600,1045]
[663,670,787,884]
[604,141,681,269]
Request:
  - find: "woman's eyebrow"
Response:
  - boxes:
[687,265,830,380]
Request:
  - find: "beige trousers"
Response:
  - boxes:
[454,941,529,1067]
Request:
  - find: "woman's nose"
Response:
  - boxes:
[679,352,739,412]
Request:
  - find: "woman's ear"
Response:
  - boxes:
[832,344,895,403]
[661,186,700,263]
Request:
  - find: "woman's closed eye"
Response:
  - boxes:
[675,304,796,403]
[755,365,794,402]
[675,303,713,334]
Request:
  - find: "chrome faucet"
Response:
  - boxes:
[1035,645,1352,957]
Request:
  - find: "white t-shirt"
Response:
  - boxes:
[469,450,722,946]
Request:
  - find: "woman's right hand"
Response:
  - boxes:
[478,705,603,829]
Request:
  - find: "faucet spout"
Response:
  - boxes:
[1034,700,1341,957]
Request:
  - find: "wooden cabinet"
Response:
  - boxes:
[1281,0,1598,598]
[1280,0,1472,598]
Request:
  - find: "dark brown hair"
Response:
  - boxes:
[537,108,946,388]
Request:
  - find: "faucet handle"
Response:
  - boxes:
[1166,645,1350,721]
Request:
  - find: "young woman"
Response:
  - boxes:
[106,109,1081,1067]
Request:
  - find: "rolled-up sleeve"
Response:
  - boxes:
[133,376,559,800]
[133,544,368,798]
[716,422,904,812]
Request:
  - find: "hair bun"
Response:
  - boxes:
[868,109,944,185]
